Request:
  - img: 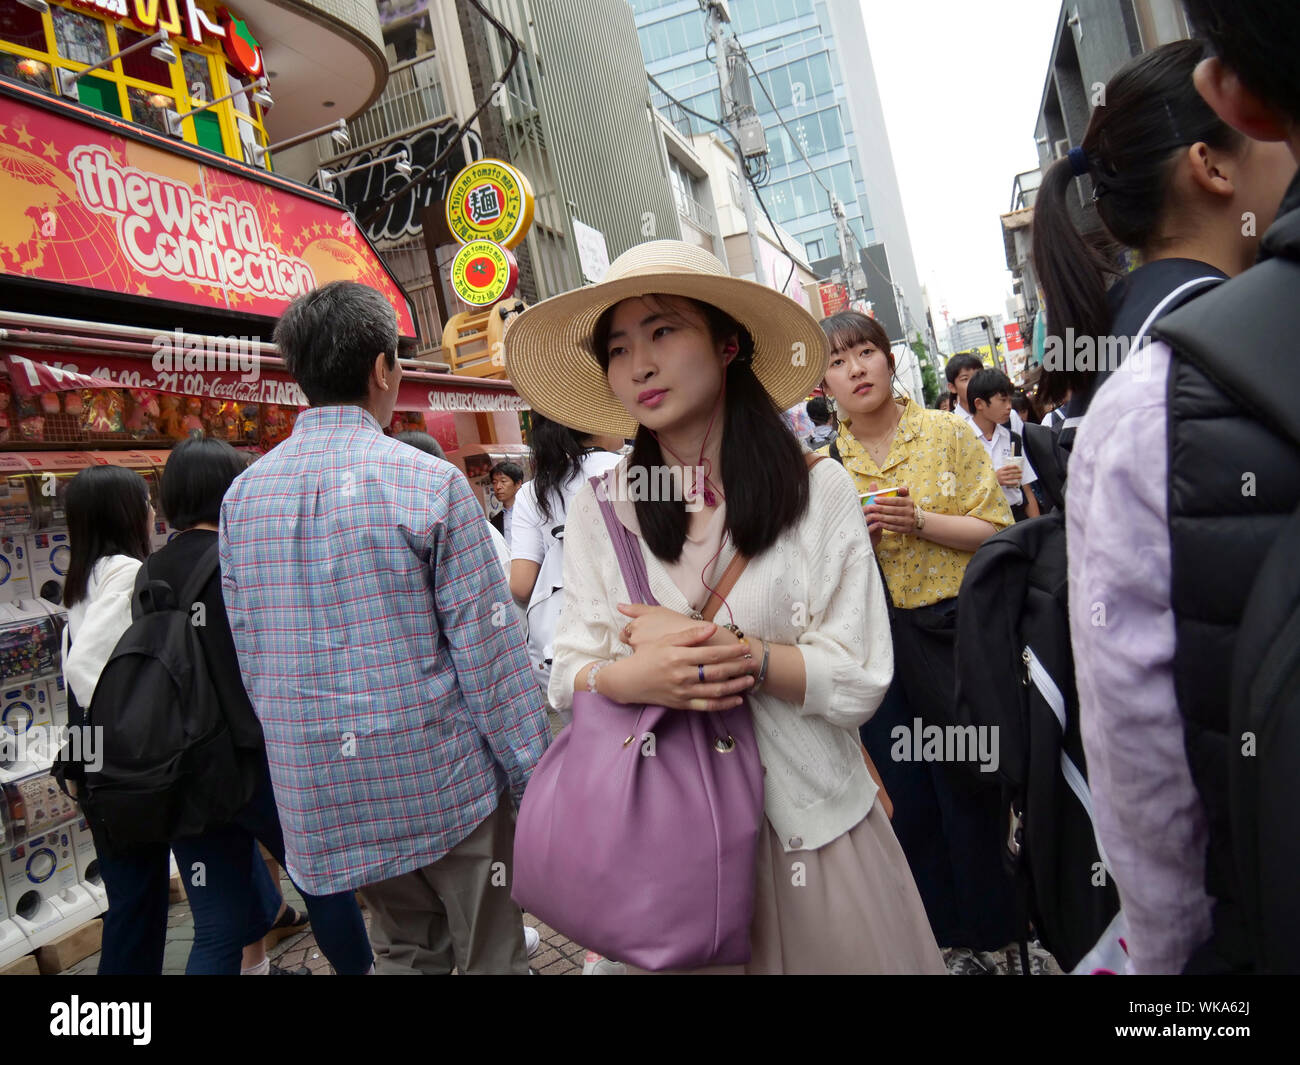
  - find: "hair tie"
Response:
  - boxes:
[1067,146,1090,177]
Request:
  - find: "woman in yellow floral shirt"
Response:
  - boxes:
[817,310,1018,972]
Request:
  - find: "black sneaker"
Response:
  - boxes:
[269,962,312,975]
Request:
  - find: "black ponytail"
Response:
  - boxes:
[1032,39,1243,407]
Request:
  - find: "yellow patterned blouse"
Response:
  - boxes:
[818,396,1013,609]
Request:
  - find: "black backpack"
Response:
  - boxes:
[954,513,1123,974]
[78,543,250,852]
[1154,242,1300,973]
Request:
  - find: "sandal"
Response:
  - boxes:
[264,904,310,946]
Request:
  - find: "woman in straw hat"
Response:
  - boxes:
[505,240,943,973]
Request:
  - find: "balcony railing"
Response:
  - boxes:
[317,52,450,165]
[675,192,715,235]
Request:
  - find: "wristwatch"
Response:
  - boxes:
[913,504,926,533]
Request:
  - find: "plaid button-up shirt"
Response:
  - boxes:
[219,405,549,895]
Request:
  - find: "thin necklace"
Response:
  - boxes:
[854,403,901,457]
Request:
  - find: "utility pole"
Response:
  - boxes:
[705,1,765,284]
[831,195,866,305]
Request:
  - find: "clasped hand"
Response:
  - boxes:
[604,603,754,712]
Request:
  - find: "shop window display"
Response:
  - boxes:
[51,7,108,67]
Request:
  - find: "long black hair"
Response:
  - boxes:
[63,465,151,608]
[529,412,601,524]
[591,294,809,563]
[1031,39,1244,406]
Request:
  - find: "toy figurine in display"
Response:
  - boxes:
[157,394,185,439]
[202,398,228,439]
[18,414,44,441]
[388,411,428,435]
[83,389,126,434]
[260,404,296,450]
[125,389,162,437]
[236,403,260,441]
[180,397,204,435]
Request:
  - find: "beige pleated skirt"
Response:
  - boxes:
[629,802,946,974]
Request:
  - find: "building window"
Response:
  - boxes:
[806,238,825,261]
[0,1,272,168]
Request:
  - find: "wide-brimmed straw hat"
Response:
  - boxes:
[504,239,830,437]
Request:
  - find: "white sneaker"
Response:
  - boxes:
[524,925,541,956]
[581,951,626,975]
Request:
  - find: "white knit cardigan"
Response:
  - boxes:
[549,456,894,853]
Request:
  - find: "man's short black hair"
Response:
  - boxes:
[945,352,984,385]
[806,397,831,425]
[1184,0,1300,124]
[490,461,524,484]
[395,431,445,460]
[274,281,398,406]
[161,435,248,530]
[967,368,1014,412]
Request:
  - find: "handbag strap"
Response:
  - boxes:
[590,454,826,620]
[590,474,659,606]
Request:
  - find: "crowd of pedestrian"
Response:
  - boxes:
[51,0,1299,976]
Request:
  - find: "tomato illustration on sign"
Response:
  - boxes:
[466,256,497,288]
[451,240,518,306]
[220,10,264,79]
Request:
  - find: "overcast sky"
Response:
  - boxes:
[860,0,1063,327]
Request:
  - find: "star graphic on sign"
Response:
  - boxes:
[189,282,207,295]
[41,140,61,161]
[135,281,152,296]
[14,125,34,148]
[268,200,280,217]
[271,221,283,238]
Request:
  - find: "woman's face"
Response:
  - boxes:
[823,337,894,420]
[602,296,728,434]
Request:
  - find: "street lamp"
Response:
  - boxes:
[252,119,350,166]
[164,77,272,137]
[55,29,176,100]
[317,150,411,197]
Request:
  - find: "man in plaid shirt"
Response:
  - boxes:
[220,281,549,974]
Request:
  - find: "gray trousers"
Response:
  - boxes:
[359,796,528,975]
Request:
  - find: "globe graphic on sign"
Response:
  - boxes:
[0,142,125,283]
[301,236,382,288]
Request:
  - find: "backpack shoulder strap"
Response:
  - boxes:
[1154,261,1300,452]
[1133,275,1223,349]
[177,541,222,610]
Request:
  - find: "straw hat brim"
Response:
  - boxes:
[504,272,830,438]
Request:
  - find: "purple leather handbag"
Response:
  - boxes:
[511,476,765,970]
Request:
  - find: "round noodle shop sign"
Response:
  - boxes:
[450,240,518,307]
[445,160,534,249]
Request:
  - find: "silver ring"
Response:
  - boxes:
[698,664,706,683]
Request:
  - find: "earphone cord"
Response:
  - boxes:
[647,364,736,625]
[648,364,728,507]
